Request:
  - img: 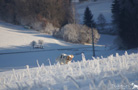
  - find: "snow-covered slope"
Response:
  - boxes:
[0,52,138,90]
[0,1,138,89]
[0,21,137,71]
[0,17,138,90]
[0,21,71,49]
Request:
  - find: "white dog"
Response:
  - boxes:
[56,53,74,65]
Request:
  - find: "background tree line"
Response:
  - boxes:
[0,0,73,28]
[112,0,138,49]
[0,0,101,44]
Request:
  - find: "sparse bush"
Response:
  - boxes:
[38,40,44,45]
[30,21,43,31]
[38,40,44,48]
[30,40,44,49]
[41,23,59,35]
[30,41,37,49]
[97,13,106,32]
[53,24,100,44]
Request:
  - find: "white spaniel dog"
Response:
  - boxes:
[56,53,74,65]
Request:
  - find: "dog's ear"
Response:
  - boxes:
[69,55,74,59]
[68,55,74,60]
[71,55,74,58]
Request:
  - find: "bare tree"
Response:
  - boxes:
[0,0,73,28]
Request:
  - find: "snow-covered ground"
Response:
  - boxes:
[0,19,138,90]
[0,0,138,89]
[0,21,137,71]
[0,52,138,90]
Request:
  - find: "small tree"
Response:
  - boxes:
[97,13,106,32]
[38,40,44,48]
[111,0,120,34]
[31,41,37,49]
[83,6,96,28]
[111,0,120,24]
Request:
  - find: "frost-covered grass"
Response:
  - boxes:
[0,52,138,90]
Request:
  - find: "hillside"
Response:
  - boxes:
[0,21,71,49]
[0,0,138,89]
[0,20,137,70]
[0,19,137,90]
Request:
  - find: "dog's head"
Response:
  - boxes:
[67,55,74,61]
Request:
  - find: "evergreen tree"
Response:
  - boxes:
[83,6,96,28]
[97,13,106,31]
[111,0,120,24]
[111,0,120,34]
[118,0,138,49]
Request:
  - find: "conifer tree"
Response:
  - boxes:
[97,13,106,31]
[117,0,138,49]
[111,0,120,24]
[83,6,96,28]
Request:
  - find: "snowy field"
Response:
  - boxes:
[0,19,138,90]
[0,21,137,71]
[0,0,138,89]
[0,52,138,90]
